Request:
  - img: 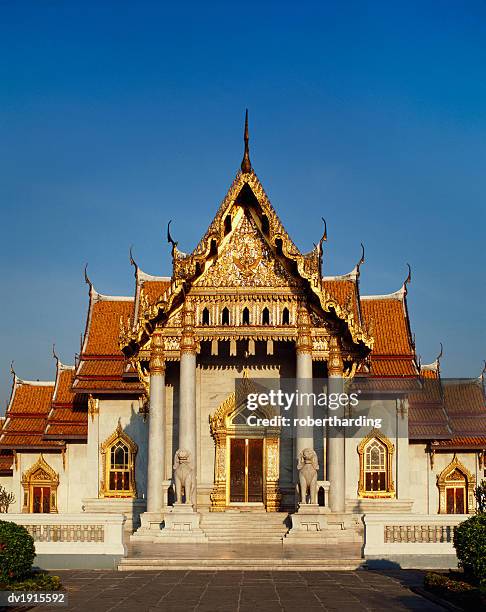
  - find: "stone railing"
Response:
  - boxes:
[3,513,125,555]
[364,513,467,557]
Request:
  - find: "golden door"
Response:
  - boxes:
[229,438,263,503]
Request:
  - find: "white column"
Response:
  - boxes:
[179,303,197,472]
[327,335,345,513]
[146,329,166,513]
[295,306,314,459]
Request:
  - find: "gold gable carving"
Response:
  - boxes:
[196,212,299,289]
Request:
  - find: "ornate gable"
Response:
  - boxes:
[120,130,373,355]
[195,208,300,289]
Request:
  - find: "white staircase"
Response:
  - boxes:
[200,511,289,544]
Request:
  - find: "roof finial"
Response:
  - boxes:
[241,109,252,173]
[356,242,365,276]
[403,263,412,294]
[52,343,59,365]
[167,220,178,256]
[436,342,443,371]
[320,217,327,245]
[129,245,138,276]
[84,263,92,289]
[10,361,16,378]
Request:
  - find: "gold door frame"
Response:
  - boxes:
[209,377,281,512]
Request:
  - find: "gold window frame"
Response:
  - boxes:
[358,429,395,498]
[100,422,138,498]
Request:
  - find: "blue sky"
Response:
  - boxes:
[0,2,485,409]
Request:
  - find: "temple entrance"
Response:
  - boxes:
[209,374,281,511]
[229,438,263,503]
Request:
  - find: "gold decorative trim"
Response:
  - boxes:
[357,429,395,499]
[99,422,138,498]
[149,329,165,374]
[21,455,59,513]
[88,394,99,422]
[437,455,476,514]
[328,335,344,376]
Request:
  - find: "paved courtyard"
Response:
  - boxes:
[36,569,444,611]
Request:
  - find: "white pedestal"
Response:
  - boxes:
[157,503,208,543]
[288,504,329,535]
[130,511,165,542]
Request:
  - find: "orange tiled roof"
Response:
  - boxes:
[45,364,88,440]
[361,296,413,356]
[141,279,171,306]
[323,278,360,323]
[74,288,142,393]
[83,295,134,356]
[436,436,486,449]
[0,380,62,449]
[0,452,13,474]
[408,366,486,445]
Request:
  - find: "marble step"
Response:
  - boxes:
[118,558,364,571]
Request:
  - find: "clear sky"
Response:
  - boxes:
[0,1,485,410]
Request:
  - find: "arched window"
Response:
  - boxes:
[221,307,230,325]
[110,440,130,492]
[437,456,475,514]
[262,307,270,325]
[282,307,290,325]
[242,307,250,325]
[358,430,395,498]
[365,440,386,492]
[202,307,210,325]
[100,423,138,498]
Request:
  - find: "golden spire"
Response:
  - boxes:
[240,109,252,173]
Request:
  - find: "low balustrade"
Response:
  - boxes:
[1,513,125,555]
[364,513,467,557]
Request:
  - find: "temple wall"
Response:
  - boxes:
[409,444,480,514]
[65,443,88,512]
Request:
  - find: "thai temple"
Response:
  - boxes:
[0,115,484,567]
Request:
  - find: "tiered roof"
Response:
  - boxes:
[72,266,170,394]
[0,377,61,450]
[44,361,88,440]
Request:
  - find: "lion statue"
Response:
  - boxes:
[173,448,196,505]
[297,448,319,504]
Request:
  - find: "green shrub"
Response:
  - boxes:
[453,514,486,583]
[8,573,61,591]
[0,520,35,582]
